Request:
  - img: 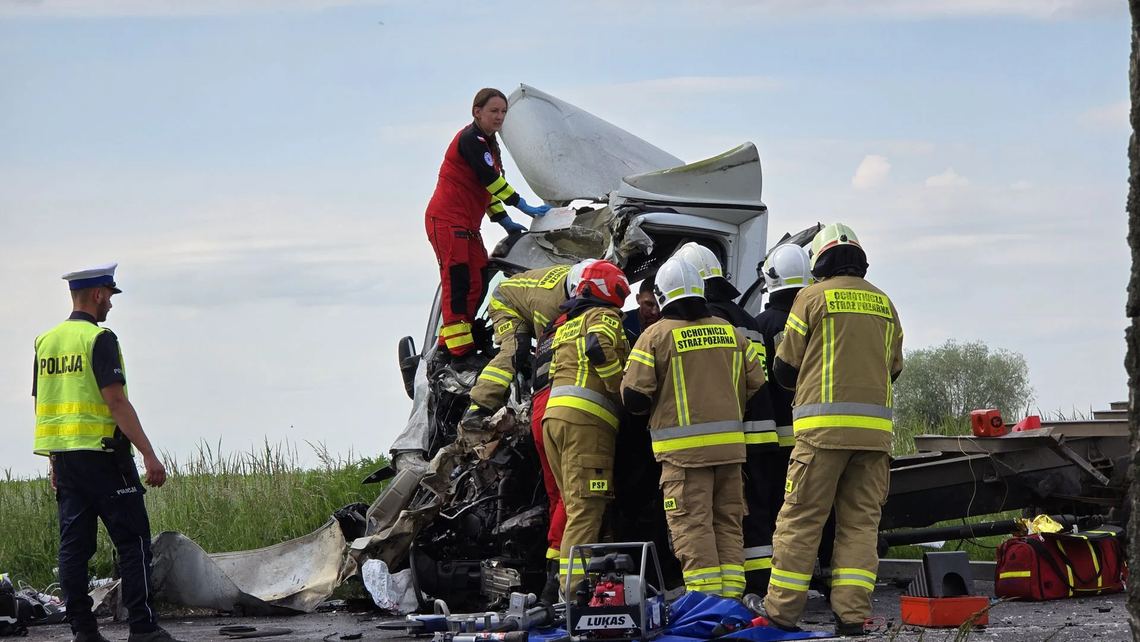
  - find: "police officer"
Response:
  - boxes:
[542,260,630,589]
[32,264,183,642]
[758,224,904,637]
[621,257,766,599]
[670,242,779,592]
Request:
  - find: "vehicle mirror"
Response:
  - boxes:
[397,336,419,400]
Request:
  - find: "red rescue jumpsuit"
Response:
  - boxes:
[425,123,522,355]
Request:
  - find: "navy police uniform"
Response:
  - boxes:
[33,264,166,641]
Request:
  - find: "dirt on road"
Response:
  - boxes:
[16,582,1130,642]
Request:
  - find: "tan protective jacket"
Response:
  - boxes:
[776,275,904,452]
[543,305,630,429]
[490,265,572,334]
[621,316,766,467]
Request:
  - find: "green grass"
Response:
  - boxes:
[0,440,387,591]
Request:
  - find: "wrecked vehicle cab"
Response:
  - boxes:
[354,84,771,611]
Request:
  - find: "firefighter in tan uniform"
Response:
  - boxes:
[542,260,631,587]
[621,257,766,598]
[424,261,595,499]
[757,223,904,638]
[461,261,594,431]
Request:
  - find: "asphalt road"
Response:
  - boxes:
[17,582,1131,642]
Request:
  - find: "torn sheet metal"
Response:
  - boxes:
[501,84,683,205]
[389,357,431,456]
[151,519,347,615]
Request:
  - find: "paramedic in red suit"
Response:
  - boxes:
[425,88,551,360]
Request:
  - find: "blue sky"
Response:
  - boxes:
[0,0,1130,475]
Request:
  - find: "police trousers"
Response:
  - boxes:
[542,416,615,586]
[765,442,890,628]
[661,462,746,597]
[53,450,159,635]
[469,309,525,413]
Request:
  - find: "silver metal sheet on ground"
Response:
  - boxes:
[151,519,346,614]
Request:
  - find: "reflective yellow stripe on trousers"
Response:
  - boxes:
[721,564,746,597]
[831,567,876,591]
[770,568,811,592]
[684,567,723,595]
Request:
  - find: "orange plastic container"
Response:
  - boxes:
[1011,415,1042,432]
[970,409,1006,437]
[900,595,990,627]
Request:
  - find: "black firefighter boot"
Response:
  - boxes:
[834,613,867,637]
[538,558,562,607]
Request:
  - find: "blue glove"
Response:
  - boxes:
[499,216,527,236]
[515,197,551,218]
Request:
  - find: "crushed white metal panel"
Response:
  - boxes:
[615,143,765,224]
[500,84,683,205]
[612,143,767,291]
[389,358,431,455]
[151,519,347,615]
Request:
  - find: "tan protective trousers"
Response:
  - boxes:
[469,309,523,412]
[764,441,889,628]
[661,462,746,597]
[543,416,616,587]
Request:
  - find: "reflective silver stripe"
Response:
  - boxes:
[776,425,794,437]
[793,402,893,420]
[683,571,722,581]
[548,385,622,418]
[744,545,772,559]
[744,420,777,434]
[770,570,811,588]
[650,420,744,442]
[742,329,763,342]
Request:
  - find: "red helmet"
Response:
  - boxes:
[576,260,630,307]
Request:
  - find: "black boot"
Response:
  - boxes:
[538,559,561,606]
[73,631,112,642]
[742,594,802,633]
[834,614,867,637]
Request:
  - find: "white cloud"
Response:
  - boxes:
[0,0,386,17]
[1079,100,1130,132]
[925,167,970,188]
[851,154,891,190]
[1010,180,1034,190]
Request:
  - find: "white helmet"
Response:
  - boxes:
[565,259,598,297]
[762,244,813,293]
[653,257,705,308]
[671,242,724,280]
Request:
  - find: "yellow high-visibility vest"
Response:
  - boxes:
[33,320,126,456]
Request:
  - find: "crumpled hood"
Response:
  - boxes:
[499,84,683,205]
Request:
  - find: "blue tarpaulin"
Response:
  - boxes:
[530,592,832,642]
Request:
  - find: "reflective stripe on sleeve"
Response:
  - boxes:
[786,313,809,336]
[478,366,513,388]
[629,349,655,367]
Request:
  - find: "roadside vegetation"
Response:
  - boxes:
[0,440,386,591]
